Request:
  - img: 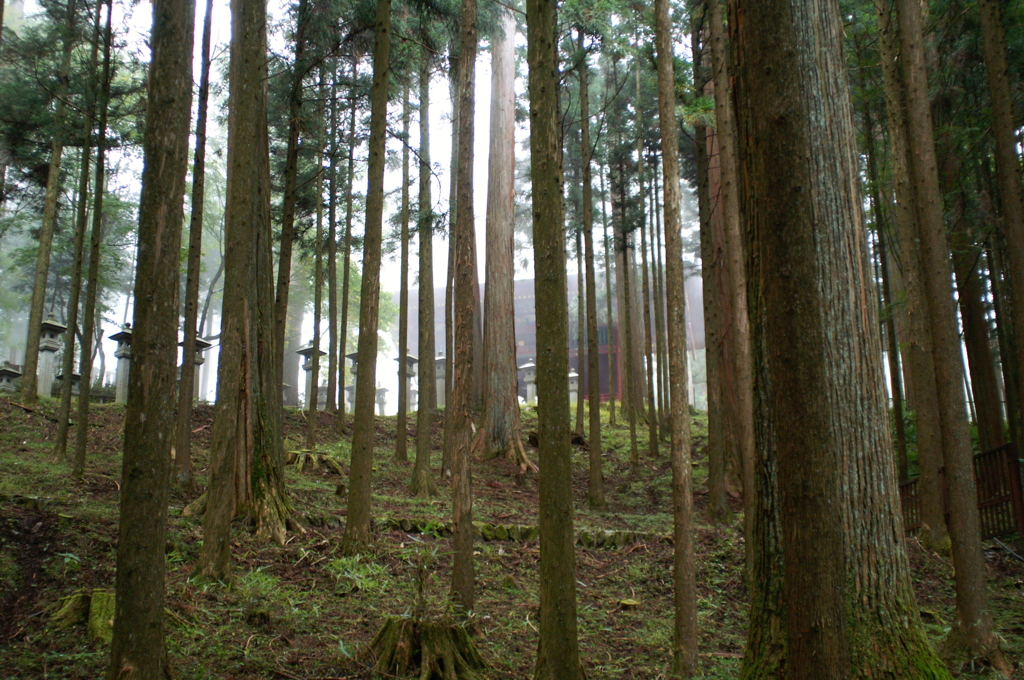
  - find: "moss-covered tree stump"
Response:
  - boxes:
[367,616,487,680]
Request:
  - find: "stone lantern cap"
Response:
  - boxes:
[109,324,133,346]
[395,354,418,374]
[55,371,81,383]
[0,361,22,379]
[519,360,537,381]
[179,336,213,353]
[40,314,68,338]
[375,385,388,400]
[297,343,327,359]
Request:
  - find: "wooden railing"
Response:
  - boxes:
[899,442,1024,540]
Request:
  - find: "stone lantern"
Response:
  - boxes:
[296,343,328,411]
[346,351,361,378]
[109,324,133,404]
[375,385,388,416]
[344,385,355,411]
[568,369,579,407]
[434,353,446,409]
[55,371,81,396]
[395,354,418,413]
[37,314,67,398]
[0,361,21,394]
[178,336,213,401]
[519,360,537,406]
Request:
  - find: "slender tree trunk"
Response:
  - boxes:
[73,1,114,479]
[54,8,101,462]
[528,0,583,674]
[442,60,460,478]
[481,11,528,468]
[396,82,412,463]
[651,164,669,434]
[875,0,949,548]
[578,30,604,508]
[325,63,339,413]
[600,165,616,425]
[977,0,1024,437]
[655,0,697,673]
[306,71,327,450]
[448,0,477,613]
[638,163,658,457]
[273,0,309,421]
[107,0,193,671]
[337,56,358,428]
[341,0,391,554]
[709,0,755,541]
[174,0,215,490]
[894,0,1007,667]
[411,42,437,498]
[21,0,78,404]
[575,229,586,435]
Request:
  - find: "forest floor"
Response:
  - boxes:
[0,395,1022,679]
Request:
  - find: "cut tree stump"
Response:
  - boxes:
[367,616,487,680]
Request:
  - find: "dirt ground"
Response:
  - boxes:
[0,396,1021,679]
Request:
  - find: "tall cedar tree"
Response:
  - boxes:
[448,0,477,613]
[342,0,390,554]
[874,0,948,548]
[978,0,1024,444]
[482,10,529,469]
[337,56,359,428]
[708,0,755,539]
[527,0,583,674]
[578,29,604,508]
[410,39,437,498]
[654,0,697,673]
[20,0,77,404]
[107,0,193,671]
[396,82,411,462]
[196,0,293,580]
[893,0,1008,669]
[730,0,951,676]
[175,0,215,490]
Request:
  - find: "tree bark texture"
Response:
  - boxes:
[337,56,358,427]
[396,82,412,463]
[107,0,193,672]
[732,0,952,677]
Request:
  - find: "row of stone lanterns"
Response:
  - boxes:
[517,360,579,406]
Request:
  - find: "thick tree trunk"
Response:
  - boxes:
[655,0,697,673]
[732,0,954,676]
[578,30,604,508]
[342,0,391,554]
[107,0,193,672]
[411,43,437,498]
[481,11,527,468]
[174,0,215,490]
[528,0,583,674]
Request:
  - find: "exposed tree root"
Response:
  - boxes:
[286,449,346,475]
[367,616,487,680]
[940,620,1012,678]
[409,465,438,498]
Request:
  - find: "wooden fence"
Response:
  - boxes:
[899,442,1024,540]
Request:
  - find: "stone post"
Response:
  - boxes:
[569,369,579,408]
[37,314,67,399]
[395,354,418,414]
[109,324,133,404]
[435,353,446,409]
[520,360,537,406]
[375,385,388,416]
